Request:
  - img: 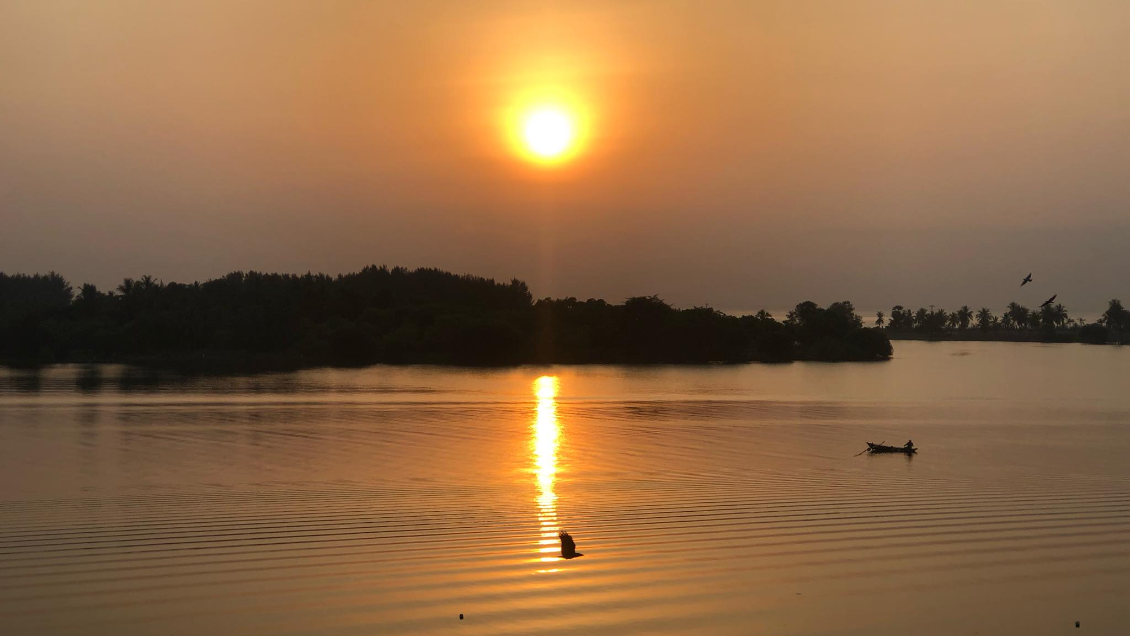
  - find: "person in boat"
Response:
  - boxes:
[904,439,914,450]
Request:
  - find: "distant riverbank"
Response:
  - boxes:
[1,267,892,369]
[876,300,1127,345]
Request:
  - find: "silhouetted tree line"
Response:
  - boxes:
[878,299,1127,344]
[0,267,891,368]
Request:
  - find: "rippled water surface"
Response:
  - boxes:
[2,342,1129,635]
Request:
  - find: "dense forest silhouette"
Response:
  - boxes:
[878,300,1127,345]
[0,267,891,368]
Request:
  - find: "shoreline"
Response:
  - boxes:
[0,350,892,374]
[884,330,1126,344]
[885,331,1073,343]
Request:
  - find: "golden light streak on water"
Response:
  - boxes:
[532,375,561,573]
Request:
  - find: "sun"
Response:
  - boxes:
[505,93,588,167]
[523,108,575,159]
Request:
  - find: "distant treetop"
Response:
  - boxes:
[0,267,891,367]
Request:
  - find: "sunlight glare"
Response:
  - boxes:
[523,108,574,159]
[532,375,561,570]
[535,375,559,400]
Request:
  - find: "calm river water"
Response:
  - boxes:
[2,341,1128,635]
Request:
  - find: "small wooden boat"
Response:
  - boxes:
[867,442,916,454]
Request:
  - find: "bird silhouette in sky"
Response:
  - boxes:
[559,531,584,559]
[1021,273,1033,286]
[1041,294,1057,308]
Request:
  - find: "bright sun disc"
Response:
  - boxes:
[523,108,575,159]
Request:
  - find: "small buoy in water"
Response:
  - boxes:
[1076,621,1080,628]
[460,614,464,620]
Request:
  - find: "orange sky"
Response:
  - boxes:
[2,1,1128,313]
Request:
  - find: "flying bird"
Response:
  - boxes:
[559,530,584,559]
[1041,294,1057,308]
[1021,273,1032,286]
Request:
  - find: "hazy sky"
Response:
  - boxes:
[2,1,1128,315]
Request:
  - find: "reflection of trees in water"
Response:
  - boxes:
[76,365,104,393]
[9,369,42,393]
[117,368,167,393]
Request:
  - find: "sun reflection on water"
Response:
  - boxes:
[532,375,561,572]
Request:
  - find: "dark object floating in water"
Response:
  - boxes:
[1076,621,1080,628]
[867,441,917,454]
[459,614,464,620]
[559,530,584,559]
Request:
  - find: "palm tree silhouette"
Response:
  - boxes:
[875,311,885,328]
[956,306,974,331]
[1000,313,1015,330]
[117,278,135,296]
[1005,303,1027,330]
[1051,304,1069,329]
[976,307,994,333]
[1101,299,1127,332]
[914,307,928,331]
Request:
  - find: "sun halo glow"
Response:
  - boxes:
[506,94,588,167]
